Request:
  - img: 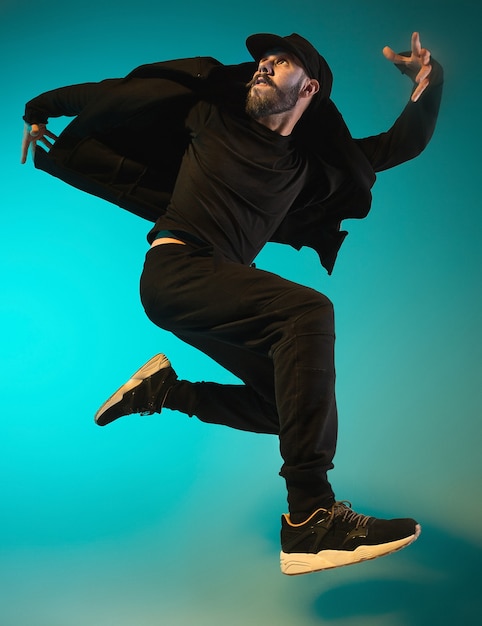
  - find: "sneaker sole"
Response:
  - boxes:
[94,354,171,424]
[280,523,421,575]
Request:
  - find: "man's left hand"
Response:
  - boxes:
[383,32,432,102]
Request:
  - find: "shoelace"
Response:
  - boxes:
[331,501,373,528]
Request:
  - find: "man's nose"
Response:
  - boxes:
[258,60,274,74]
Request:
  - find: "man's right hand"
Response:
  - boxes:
[21,123,58,164]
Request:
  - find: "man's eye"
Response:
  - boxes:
[276,58,287,65]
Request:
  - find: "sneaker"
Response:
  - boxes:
[280,501,421,575]
[94,354,177,426]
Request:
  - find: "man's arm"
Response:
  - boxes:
[21,79,119,164]
[355,32,443,172]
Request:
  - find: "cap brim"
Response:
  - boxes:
[246,33,300,64]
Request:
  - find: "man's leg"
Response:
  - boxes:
[139,243,338,515]
[96,243,420,573]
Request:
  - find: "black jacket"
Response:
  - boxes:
[24,55,443,273]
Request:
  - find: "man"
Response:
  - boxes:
[22,32,442,575]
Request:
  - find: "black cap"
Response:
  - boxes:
[246,32,333,100]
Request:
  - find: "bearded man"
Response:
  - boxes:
[22,32,443,575]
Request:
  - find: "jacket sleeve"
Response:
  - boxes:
[23,79,120,125]
[25,59,222,223]
[355,57,443,172]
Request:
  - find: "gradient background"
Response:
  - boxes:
[1,1,481,625]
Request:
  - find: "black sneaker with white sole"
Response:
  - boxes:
[280,501,421,575]
[94,354,177,426]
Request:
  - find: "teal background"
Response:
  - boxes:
[1,1,481,624]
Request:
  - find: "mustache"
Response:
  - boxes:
[246,73,275,89]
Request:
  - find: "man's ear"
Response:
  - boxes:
[302,78,320,98]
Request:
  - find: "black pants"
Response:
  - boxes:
[140,243,338,518]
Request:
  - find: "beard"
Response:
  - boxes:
[245,76,304,119]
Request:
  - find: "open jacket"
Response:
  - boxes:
[24,55,443,273]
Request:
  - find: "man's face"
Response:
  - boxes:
[246,50,308,120]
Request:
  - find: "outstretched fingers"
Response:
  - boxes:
[21,123,58,164]
[382,31,432,102]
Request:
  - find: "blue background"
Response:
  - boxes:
[1,1,481,624]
